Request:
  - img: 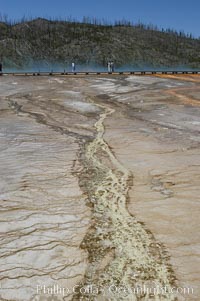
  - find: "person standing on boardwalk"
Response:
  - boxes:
[72,62,75,72]
[110,61,114,72]
[107,61,111,72]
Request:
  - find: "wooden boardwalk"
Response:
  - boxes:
[1,70,200,76]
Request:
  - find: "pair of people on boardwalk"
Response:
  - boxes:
[107,61,114,72]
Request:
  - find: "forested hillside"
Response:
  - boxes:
[0,17,200,69]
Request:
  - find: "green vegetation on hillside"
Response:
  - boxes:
[0,17,200,69]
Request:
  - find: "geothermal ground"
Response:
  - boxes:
[0,74,199,301]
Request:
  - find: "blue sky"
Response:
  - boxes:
[1,0,199,37]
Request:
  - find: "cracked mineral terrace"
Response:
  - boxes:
[0,75,199,301]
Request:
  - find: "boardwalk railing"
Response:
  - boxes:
[1,71,200,76]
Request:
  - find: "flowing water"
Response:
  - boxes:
[75,100,176,300]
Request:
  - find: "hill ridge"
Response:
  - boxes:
[0,18,200,68]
